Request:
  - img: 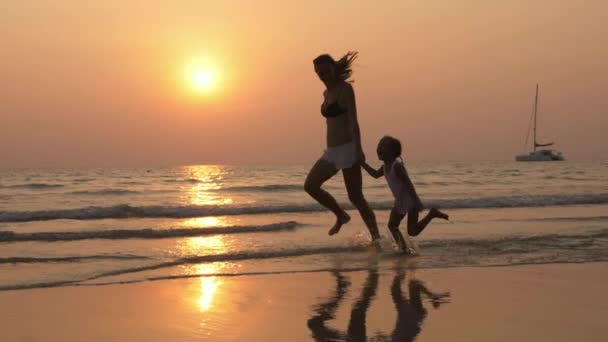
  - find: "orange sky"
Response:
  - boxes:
[1,1,607,167]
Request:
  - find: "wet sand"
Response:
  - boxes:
[1,263,607,341]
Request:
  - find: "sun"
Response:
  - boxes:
[184,59,220,94]
[191,68,216,92]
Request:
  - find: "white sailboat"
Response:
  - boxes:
[515,84,564,162]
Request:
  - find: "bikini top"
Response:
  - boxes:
[321,85,347,118]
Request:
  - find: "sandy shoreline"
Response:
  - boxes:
[1,262,607,341]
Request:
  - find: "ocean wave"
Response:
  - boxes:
[82,245,371,282]
[0,221,301,242]
[0,246,369,291]
[530,215,608,222]
[1,193,608,222]
[73,178,96,183]
[84,266,376,287]
[163,178,202,184]
[0,254,149,264]
[220,184,302,192]
[459,215,608,224]
[118,181,147,186]
[2,229,607,291]
[69,229,608,282]
[419,229,608,250]
[158,181,304,192]
[69,189,141,196]
[2,183,64,189]
[562,176,594,181]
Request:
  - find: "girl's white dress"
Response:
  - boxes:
[384,158,414,215]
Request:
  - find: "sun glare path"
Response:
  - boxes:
[193,258,226,313]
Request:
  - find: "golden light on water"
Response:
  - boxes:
[196,264,223,312]
[186,235,225,253]
[177,165,233,313]
[189,182,233,206]
[179,238,227,313]
[182,216,226,228]
[184,165,233,206]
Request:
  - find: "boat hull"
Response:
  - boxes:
[515,149,564,162]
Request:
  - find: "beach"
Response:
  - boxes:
[3,0,607,340]
[1,162,607,341]
[1,263,606,341]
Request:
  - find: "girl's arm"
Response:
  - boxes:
[342,83,365,162]
[394,162,423,208]
[361,161,384,179]
[410,279,451,308]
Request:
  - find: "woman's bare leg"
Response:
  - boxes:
[342,164,380,240]
[406,208,449,237]
[305,159,351,234]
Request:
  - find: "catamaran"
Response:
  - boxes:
[515,84,564,161]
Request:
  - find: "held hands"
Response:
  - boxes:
[357,148,366,163]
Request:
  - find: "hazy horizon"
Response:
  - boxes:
[2,1,607,168]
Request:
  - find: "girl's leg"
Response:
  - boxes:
[342,164,380,240]
[407,208,449,236]
[388,208,407,252]
[304,159,350,234]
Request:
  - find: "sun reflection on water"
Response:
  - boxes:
[183,165,233,206]
[181,232,227,313]
[179,240,228,313]
[196,264,223,312]
[187,235,225,253]
[178,165,233,313]
[182,216,225,228]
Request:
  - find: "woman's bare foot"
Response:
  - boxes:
[430,208,449,220]
[328,212,351,235]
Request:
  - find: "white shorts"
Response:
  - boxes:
[321,141,358,170]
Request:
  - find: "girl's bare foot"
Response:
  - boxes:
[430,208,449,220]
[368,239,382,252]
[328,212,351,235]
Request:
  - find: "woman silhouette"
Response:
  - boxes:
[307,269,378,341]
[304,52,380,242]
[307,271,350,341]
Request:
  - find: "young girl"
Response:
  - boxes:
[362,136,449,253]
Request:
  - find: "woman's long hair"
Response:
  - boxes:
[313,51,358,82]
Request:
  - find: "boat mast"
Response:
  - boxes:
[533,84,539,152]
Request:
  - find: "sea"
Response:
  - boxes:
[1,161,607,291]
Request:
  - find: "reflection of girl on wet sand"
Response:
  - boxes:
[389,270,450,341]
[307,269,450,342]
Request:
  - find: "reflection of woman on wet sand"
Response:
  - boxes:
[307,269,450,342]
[307,269,378,341]
[346,269,378,340]
[307,271,350,341]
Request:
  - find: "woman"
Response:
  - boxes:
[304,52,380,242]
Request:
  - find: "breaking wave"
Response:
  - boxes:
[0,221,301,242]
[1,193,607,222]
